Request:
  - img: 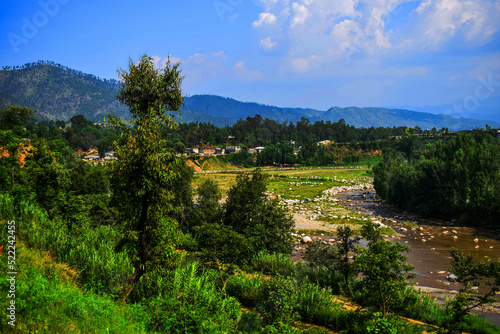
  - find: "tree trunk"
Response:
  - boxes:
[118,194,150,303]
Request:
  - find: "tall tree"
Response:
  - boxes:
[0,106,36,136]
[222,169,295,257]
[109,54,184,301]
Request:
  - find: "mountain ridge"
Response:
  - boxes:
[0,63,499,130]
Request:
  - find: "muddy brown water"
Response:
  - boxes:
[333,189,500,324]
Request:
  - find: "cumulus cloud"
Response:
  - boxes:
[260,36,278,49]
[234,61,265,81]
[290,2,309,27]
[251,0,500,76]
[408,0,500,49]
[252,12,278,27]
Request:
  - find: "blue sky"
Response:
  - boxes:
[1,0,499,121]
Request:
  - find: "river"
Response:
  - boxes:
[335,189,500,324]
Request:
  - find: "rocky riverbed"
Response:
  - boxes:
[290,187,500,324]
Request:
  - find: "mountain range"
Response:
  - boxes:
[0,62,498,130]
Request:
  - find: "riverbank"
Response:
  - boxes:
[290,187,500,324]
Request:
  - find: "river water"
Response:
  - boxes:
[335,189,500,324]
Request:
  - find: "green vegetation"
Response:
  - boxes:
[109,54,186,301]
[373,131,500,226]
[0,56,499,333]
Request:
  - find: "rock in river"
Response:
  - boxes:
[301,236,313,244]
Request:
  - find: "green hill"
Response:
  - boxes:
[1,62,499,130]
[0,61,129,121]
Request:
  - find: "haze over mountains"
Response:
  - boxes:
[1,63,498,130]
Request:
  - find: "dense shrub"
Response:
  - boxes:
[295,262,344,295]
[250,250,295,276]
[259,276,299,325]
[296,279,340,325]
[0,194,132,296]
[226,273,265,308]
[144,262,242,333]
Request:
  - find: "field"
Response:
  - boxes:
[194,165,384,236]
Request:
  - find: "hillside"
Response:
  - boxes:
[1,62,499,130]
[0,61,129,121]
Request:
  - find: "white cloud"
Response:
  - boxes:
[290,2,309,27]
[234,61,265,81]
[260,36,278,49]
[252,12,278,27]
[408,0,500,49]
[250,0,500,81]
[258,0,281,11]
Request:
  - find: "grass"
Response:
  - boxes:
[295,229,332,237]
[0,243,147,334]
[193,167,374,198]
[402,221,419,228]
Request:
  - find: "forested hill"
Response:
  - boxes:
[1,62,499,130]
[0,61,129,121]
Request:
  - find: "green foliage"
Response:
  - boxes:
[193,179,222,226]
[143,262,241,333]
[373,132,500,225]
[304,226,360,296]
[250,250,295,276]
[439,248,500,334]
[194,222,252,264]
[226,273,265,308]
[222,169,295,258]
[259,275,299,325]
[195,169,295,265]
[109,54,185,300]
[24,139,69,221]
[295,262,344,295]
[0,106,36,134]
[0,244,146,334]
[0,194,132,296]
[296,279,339,325]
[355,239,415,317]
[365,312,412,334]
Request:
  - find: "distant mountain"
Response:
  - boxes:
[1,62,499,130]
[180,95,500,130]
[391,97,500,123]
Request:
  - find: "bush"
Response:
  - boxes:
[295,262,344,295]
[144,262,242,333]
[259,276,299,325]
[250,251,295,276]
[0,194,132,296]
[226,273,264,308]
[296,279,340,325]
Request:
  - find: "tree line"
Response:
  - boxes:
[1,60,121,88]
[373,131,500,226]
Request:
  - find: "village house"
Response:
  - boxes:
[201,148,215,155]
[225,146,241,154]
[185,148,199,154]
[215,147,225,155]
